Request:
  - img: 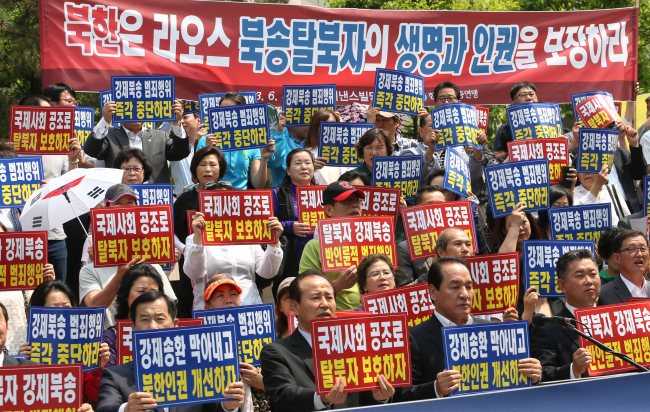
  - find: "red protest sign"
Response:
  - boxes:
[199,189,276,245]
[474,105,490,134]
[464,252,519,316]
[186,209,198,236]
[91,204,175,268]
[287,311,373,335]
[310,313,411,394]
[401,201,477,261]
[358,186,401,221]
[629,298,650,302]
[0,231,48,291]
[361,284,434,328]
[507,138,569,185]
[296,185,327,234]
[317,216,397,272]
[576,94,622,129]
[575,302,650,376]
[9,106,74,155]
[0,364,83,410]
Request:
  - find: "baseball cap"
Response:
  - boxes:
[377,110,399,120]
[105,184,138,204]
[322,181,366,205]
[203,273,243,302]
[276,277,296,300]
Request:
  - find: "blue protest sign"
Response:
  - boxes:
[192,303,275,367]
[644,176,650,217]
[0,156,43,208]
[182,100,200,115]
[198,92,258,132]
[207,103,269,152]
[576,128,618,174]
[373,68,425,116]
[371,155,422,201]
[431,103,480,151]
[99,89,155,129]
[111,75,175,123]
[318,122,373,167]
[484,158,550,218]
[133,324,239,407]
[548,204,611,243]
[523,240,595,297]
[129,184,174,206]
[443,147,471,198]
[571,91,615,123]
[282,84,336,127]
[74,107,95,147]
[28,306,105,372]
[442,321,531,396]
[506,103,563,140]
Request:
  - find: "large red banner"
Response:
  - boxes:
[360,283,434,328]
[464,252,519,316]
[0,364,83,410]
[0,231,48,292]
[40,1,637,105]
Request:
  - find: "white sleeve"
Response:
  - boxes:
[93,117,110,139]
[574,191,599,206]
[641,133,650,165]
[183,235,207,280]
[171,124,187,139]
[174,234,185,253]
[313,392,329,410]
[252,245,283,279]
[568,363,580,379]
[118,403,127,412]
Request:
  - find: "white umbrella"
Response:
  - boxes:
[20,168,125,234]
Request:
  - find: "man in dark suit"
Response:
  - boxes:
[260,270,394,412]
[85,99,191,184]
[600,230,650,305]
[531,249,599,382]
[97,291,244,412]
[395,257,542,402]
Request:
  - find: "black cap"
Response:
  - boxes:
[322,181,365,205]
[105,184,139,204]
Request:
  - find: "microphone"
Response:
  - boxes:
[531,313,574,327]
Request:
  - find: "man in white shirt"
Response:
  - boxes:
[600,230,650,305]
[531,249,599,381]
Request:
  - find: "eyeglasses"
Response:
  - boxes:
[435,97,458,103]
[368,270,394,279]
[618,246,649,255]
[340,197,362,206]
[516,92,537,100]
[291,161,313,168]
[121,166,143,173]
[58,98,78,106]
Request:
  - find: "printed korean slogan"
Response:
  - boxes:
[0,231,48,292]
[358,186,401,220]
[0,364,83,411]
[182,99,200,115]
[133,324,240,407]
[41,2,637,104]
[442,321,532,396]
[9,106,73,155]
[575,302,650,376]
[99,89,155,129]
[296,185,326,234]
[371,155,422,201]
[199,91,257,132]
[0,156,43,208]
[507,138,569,185]
[522,240,595,298]
[129,183,174,205]
[28,306,105,372]
[571,91,615,122]
[475,106,489,134]
[319,122,373,167]
[465,252,519,316]
[401,200,478,261]
[361,283,434,328]
[111,75,175,123]
[199,190,276,245]
[431,103,479,151]
[310,313,411,394]
[192,304,275,367]
[74,107,95,146]
[91,204,175,268]
[576,128,618,174]
[548,203,611,242]
[373,68,425,116]
[208,103,269,151]
[283,84,336,127]
[575,94,622,129]
[443,147,472,198]
[506,103,563,141]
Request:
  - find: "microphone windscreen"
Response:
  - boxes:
[531,313,546,327]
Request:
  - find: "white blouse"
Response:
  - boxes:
[573,184,630,227]
[308,147,353,185]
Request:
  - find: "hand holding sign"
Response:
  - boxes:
[172,99,183,126]
[321,378,348,405]
[436,369,462,397]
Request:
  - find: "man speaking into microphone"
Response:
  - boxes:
[531,249,601,382]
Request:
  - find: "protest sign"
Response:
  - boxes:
[371,155,422,201]
[207,103,269,152]
[74,107,95,146]
[129,184,174,205]
[199,190,276,245]
[630,298,650,302]
[475,105,489,135]
[0,364,83,410]
[187,209,198,235]
[644,176,650,217]
[576,129,618,174]
[358,186,401,220]
[28,306,105,372]
[9,105,74,155]
[431,103,479,151]
[575,94,622,129]
[0,231,48,292]
[0,156,43,208]
[507,138,569,185]
[548,203,611,243]
[111,75,175,123]
[465,252,519,316]
[443,147,472,198]
[283,84,336,127]
[571,91,615,122]
[522,240,595,297]
[317,216,397,272]
[311,313,411,394]
[296,186,327,234]
[192,304,275,367]
[575,302,650,376]
[442,321,531,395]
[182,100,200,115]
[198,91,258,132]
[319,122,373,167]
[361,283,434,328]
[485,158,550,218]
[99,89,155,129]
[287,311,373,335]
[91,204,175,268]
[506,103,563,140]
[133,324,240,407]
[373,68,425,116]
[401,200,478,261]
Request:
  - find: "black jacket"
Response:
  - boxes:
[599,274,634,306]
[1,355,38,366]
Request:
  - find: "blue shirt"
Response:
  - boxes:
[268,128,304,187]
[196,136,261,190]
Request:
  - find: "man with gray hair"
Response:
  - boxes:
[531,249,600,382]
